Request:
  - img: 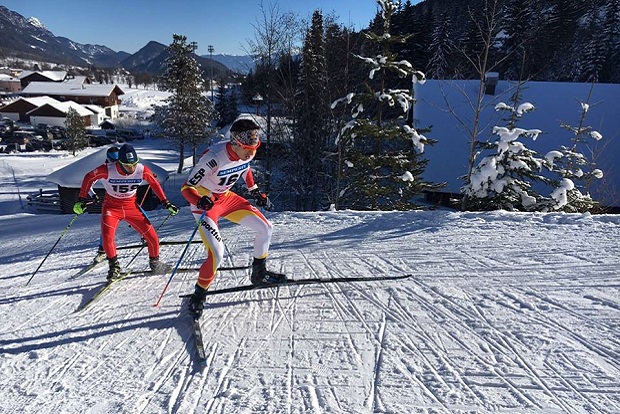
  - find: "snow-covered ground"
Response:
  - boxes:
[0,137,619,413]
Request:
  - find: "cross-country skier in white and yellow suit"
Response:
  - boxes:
[180,116,285,318]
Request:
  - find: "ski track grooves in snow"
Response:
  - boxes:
[410,276,611,414]
[2,205,620,413]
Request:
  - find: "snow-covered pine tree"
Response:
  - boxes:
[64,107,88,156]
[463,84,549,211]
[543,86,604,212]
[152,34,217,172]
[331,0,438,211]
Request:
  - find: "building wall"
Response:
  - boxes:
[30,115,91,128]
[0,80,20,93]
[0,100,37,122]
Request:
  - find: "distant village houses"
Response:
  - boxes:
[0,73,20,93]
[0,70,124,128]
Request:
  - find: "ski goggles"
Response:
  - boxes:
[120,158,139,167]
[232,130,261,150]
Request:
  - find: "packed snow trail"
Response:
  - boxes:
[0,209,619,413]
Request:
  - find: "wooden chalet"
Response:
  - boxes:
[20,82,124,119]
[19,70,67,88]
[0,96,61,122]
[28,101,94,128]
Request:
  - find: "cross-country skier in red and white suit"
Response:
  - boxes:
[74,143,179,280]
[180,116,285,319]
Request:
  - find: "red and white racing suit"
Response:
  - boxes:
[180,141,272,289]
[78,162,169,260]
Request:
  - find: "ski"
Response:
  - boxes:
[68,254,107,280]
[117,240,203,250]
[74,271,132,312]
[191,316,208,366]
[140,265,249,274]
[72,265,248,281]
[217,265,251,271]
[180,274,412,297]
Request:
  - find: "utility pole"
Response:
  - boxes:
[208,45,215,101]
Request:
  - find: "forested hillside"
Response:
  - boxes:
[387,0,620,83]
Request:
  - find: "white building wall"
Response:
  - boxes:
[105,104,119,119]
[29,116,68,128]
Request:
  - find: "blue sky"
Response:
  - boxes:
[2,0,421,56]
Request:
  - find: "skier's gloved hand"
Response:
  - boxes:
[162,200,179,216]
[73,198,90,215]
[251,188,273,211]
[196,195,214,211]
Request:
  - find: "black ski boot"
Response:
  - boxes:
[188,284,208,319]
[250,258,286,285]
[149,256,173,274]
[107,256,121,281]
[93,245,106,264]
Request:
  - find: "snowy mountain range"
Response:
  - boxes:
[0,6,129,68]
[0,5,247,75]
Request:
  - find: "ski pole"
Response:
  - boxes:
[139,185,152,208]
[26,213,79,286]
[153,210,206,307]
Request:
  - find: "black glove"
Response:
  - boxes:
[90,193,101,204]
[251,188,273,210]
[196,195,214,211]
[162,200,179,216]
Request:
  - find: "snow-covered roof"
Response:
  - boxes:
[24,96,62,106]
[18,70,67,81]
[27,100,93,117]
[46,146,169,188]
[21,82,125,97]
[0,74,18,81]
[0,96,61,111]
[64,76,89,84]
[84,104,105,114]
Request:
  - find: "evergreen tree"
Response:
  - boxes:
[546,0,588,81]
[463,89,549,211]
[544,86,604,212]
[291,10,331,211]
[498,0,536,80]
[331,0,439,211]
[601,0,620,83]
[153,34,217,172]
[463,82,604,213]
[571,3,608,82]
[427,12,453,79]
[64,107,88,156]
